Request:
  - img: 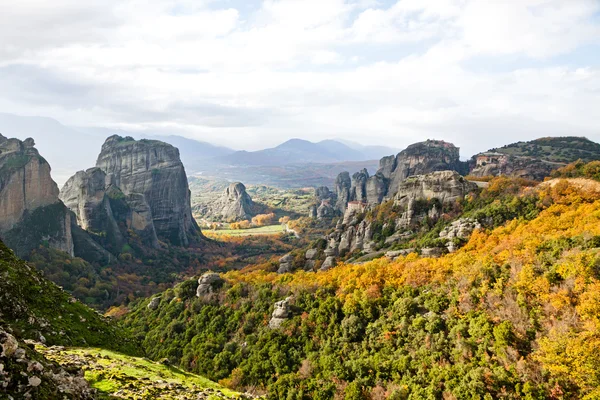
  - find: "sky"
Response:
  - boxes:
[0,0,599,156]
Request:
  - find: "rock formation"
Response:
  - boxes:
[196,272,224,297]
[62,135,201,248]
[215,182,256,221]
[95,135,200,246]
[394,171,478,207]
[439,218,482,252]
[0,135,75,257]
[320,170,477,266]
[0,327,95,399]
[269,297,292,329]
[469,153,555,181]
[277,254,293,274]
[333,140,469,211]
[334,172,352,212]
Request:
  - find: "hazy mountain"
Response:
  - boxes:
[333,138,401,159]
[216,138,393,166]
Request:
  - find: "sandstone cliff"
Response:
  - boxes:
[0,135,74,257]
[92,135,200,246]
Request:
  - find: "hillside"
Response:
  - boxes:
[123,176,600,399]
[492,136,600,163]
[470,136,600,180]
[0,240,136,352]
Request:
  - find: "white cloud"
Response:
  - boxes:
[0,0,599,153]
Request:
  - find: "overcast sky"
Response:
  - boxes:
[1,0,599,156]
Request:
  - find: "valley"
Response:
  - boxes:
[2,130,600,399]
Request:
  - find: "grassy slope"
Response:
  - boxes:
[0,239,138,354]
[39,346,242,399]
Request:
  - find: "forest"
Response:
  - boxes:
[122,169,600,399]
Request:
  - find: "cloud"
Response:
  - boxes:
[0,0,599,153]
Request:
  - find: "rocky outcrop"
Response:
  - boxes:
[317,200,336,220]
[333,140,469,211]
[0,135,75,257]
[394,171,478,207]
[470,153,556,181]
[147,297,161,310]
[277,254,294,274]
[213,182,256,222]
[319,171,476,265]
[439,218,482,252]
[269,297,292,329]
[334,172,352,212]
[60,167,159,251]
[95,135,200,246]
[305,249,318,271]
[0,327,95,399]
[196,273,224,297]
[386,140,466,196]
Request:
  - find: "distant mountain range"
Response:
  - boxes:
[216,138,399,166]
[0,113,399,186]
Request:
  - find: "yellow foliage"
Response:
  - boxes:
[224,180,600,394]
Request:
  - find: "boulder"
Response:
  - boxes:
[277,253,294,274]
[196,273,224,297]
[269,297,292,329]
[421,247,444,258]
[321,256,336,271]
[147,297,161,310]
[305,249,318,260]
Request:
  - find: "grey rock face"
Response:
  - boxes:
[196,272,224,297]
[366,173,387,204]
[60,167,159,250]
[315,186,334,202]
[277,253,294,274]
[320,256,336,271]
[317,200,335,220]
[394,171,478,207]
[333,140,468,212]
[269,297,292,329]
[305,249,318,260]
[0,135,74,257]
[147,297,161,310]
[421,247,445,258]
[387,140,466,197]
[96,135,200,246]
[351,169,370,203]
[335,172,351,213]
[214,182,255,222]
[440,218,482,252]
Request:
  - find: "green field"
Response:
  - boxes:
[39,346,242,399]
[207,224,285,237]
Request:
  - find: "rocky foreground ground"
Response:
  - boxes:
[37,345,256,400]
